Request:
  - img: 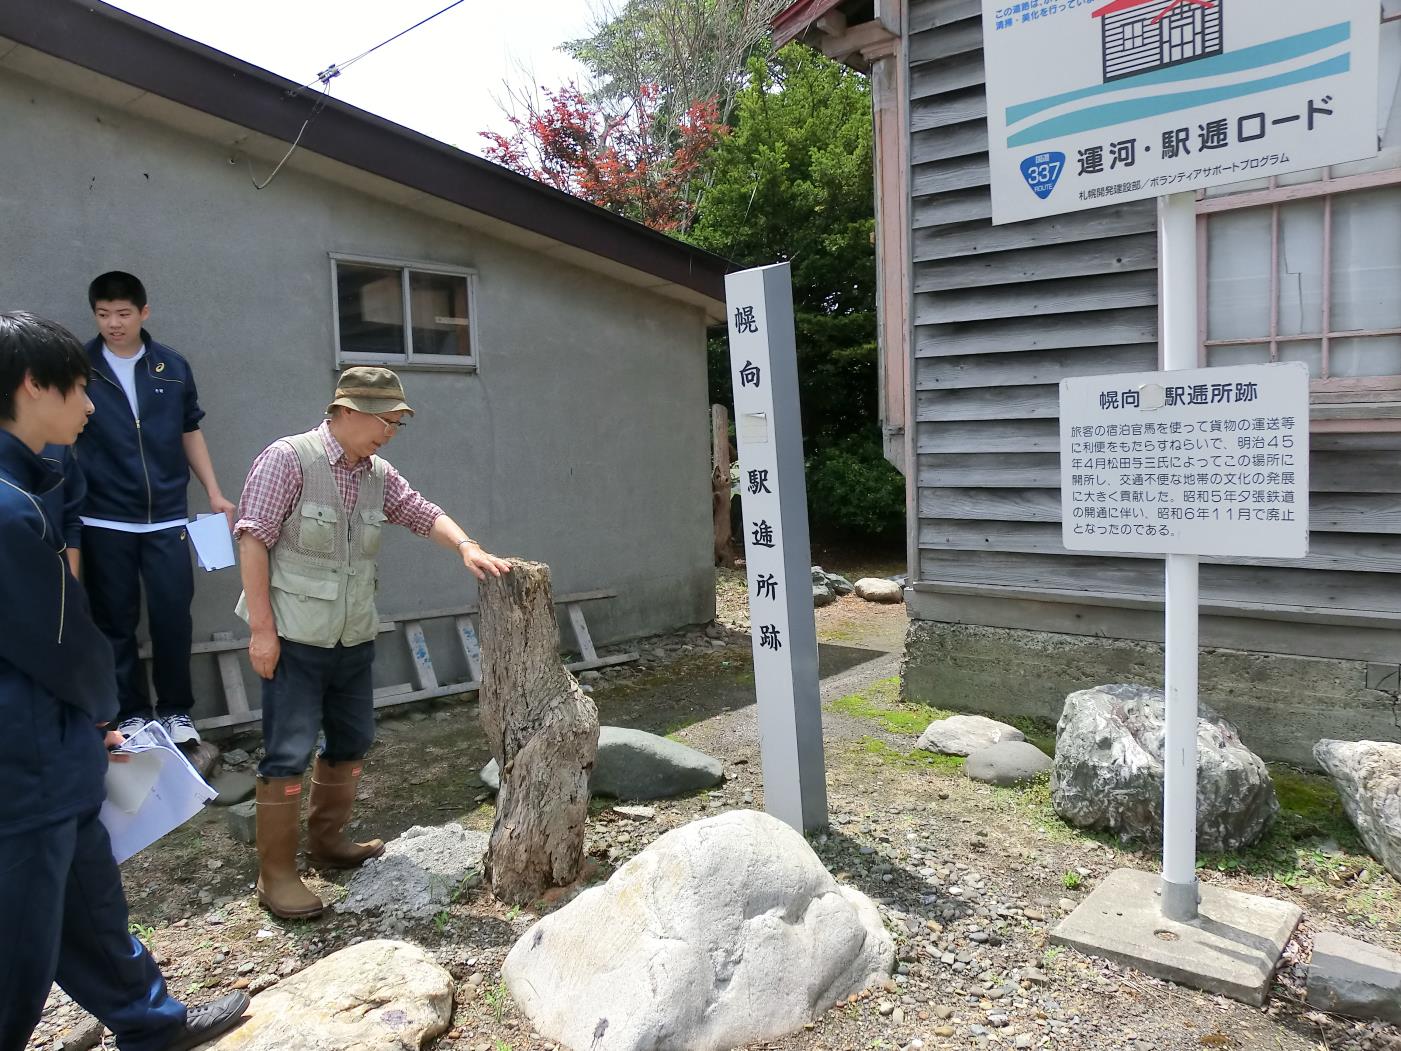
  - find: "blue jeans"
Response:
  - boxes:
[0,808,186,1051]
[257,640,376,778]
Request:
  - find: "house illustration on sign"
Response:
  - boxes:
[1093,0,1223,82]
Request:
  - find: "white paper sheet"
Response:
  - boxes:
[100,721,217,864]
[188,513,235,571]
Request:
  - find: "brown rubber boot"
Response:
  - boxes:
[255,777,323,920]
[306,757,385,869]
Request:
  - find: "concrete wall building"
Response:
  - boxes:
[0,2,729,727]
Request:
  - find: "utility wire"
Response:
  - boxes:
[311,0,469,88]
[248,0,469,190]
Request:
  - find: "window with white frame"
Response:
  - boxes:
[332,255,476,369]
[1199,170,1401,422]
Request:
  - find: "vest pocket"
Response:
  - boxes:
[269,561,341,601]
[359,508,388,557]
[299,503,338,554]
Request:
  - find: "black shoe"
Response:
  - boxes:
[163,990,250,1051]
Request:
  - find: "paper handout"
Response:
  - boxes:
[100,720,217,864]
[188,513,235,571]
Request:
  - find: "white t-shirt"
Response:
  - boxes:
[102,344,144,418]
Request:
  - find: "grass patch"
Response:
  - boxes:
[856,736,965,775]
[828,677,953,736]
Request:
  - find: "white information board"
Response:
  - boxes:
[1059,362,1310,558]
[982,0,1380,224]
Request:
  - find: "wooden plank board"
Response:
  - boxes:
[910,51,985,100]
[909,19,982,64]
[566,652,639,673]
[915,306,1157,357]
[914,205,1157,263]
[918,452,1060,488]
[915,271,1157,326]
[916,344,1159,390]
[916,450,1401,494]
[402,620,439,691]
[211,631,250,719]
[912,156,990,197]
[917,419,1059,454]
[916,384,1059,422]
[909,0,981,33]
[913,234,1158,293]
[454,614,484,682]
[911,121,989,165]
[913,189,993,227]
[912,90,988,132]
[918,519,1401,574]
[919,486,1062,522]
[919,487,1401,535]
[918,549,1401,612]
[565,602,599,663]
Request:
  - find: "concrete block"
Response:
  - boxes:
[1307,931,1401,1023]
[226,800,256,845]
[1050,868,1301,1006]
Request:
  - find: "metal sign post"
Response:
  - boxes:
[724,262,829,835]
[1158,189,1201,921]
[980,0,1377,998]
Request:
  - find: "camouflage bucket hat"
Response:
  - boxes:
[326,366,415,417]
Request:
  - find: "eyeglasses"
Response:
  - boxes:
[370,412,408,434]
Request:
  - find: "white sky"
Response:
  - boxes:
[108,0,598,155]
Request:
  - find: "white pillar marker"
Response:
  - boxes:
[1158,190,1202,921]
[725,262,829,835]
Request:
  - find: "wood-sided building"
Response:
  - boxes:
[776,0,1401,764]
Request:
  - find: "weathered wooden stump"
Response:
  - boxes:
[478,559,599,904]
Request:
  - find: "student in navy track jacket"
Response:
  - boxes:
[0,311,246,1051]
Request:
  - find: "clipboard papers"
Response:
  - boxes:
[188,514,235,571]
[100,720,217,864]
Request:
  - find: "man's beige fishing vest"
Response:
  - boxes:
[236,430,387,648]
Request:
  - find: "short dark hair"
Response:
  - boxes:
[0,312,91,422]
[88,271,148,311]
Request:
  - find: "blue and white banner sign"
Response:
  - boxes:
[983,0,1380,224]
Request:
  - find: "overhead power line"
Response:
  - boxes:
[248,0,469,190]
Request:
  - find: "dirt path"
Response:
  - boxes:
[32,577,1401,1051]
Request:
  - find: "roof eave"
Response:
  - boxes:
[0,0,731,311]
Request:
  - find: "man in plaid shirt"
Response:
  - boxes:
[234,366,509,919]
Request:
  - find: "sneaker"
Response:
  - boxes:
[116,717,149,740]
[163,990,249,1051]
[161,714,201,746]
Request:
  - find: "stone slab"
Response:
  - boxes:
[1050,868,1301,1006]
[1307,930,1401,1023]
[209,769,256,807]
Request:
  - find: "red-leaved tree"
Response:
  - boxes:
[482,82,725,233]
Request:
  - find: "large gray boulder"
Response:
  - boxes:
[1307,931,1401,1023]
[917,714,1025,756]
[203,940,453,1050]
[966,741,1052,786]
[480,726,724,800]
[338,823,489,920]
[1314,739,1401,881]
[1051,684,1278,851]
[503,809,893,1051]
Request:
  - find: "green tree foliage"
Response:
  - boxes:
[690,46,902,539]
[562,0,788,126]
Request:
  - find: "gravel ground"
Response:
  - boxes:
[31,566,1400,1051]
